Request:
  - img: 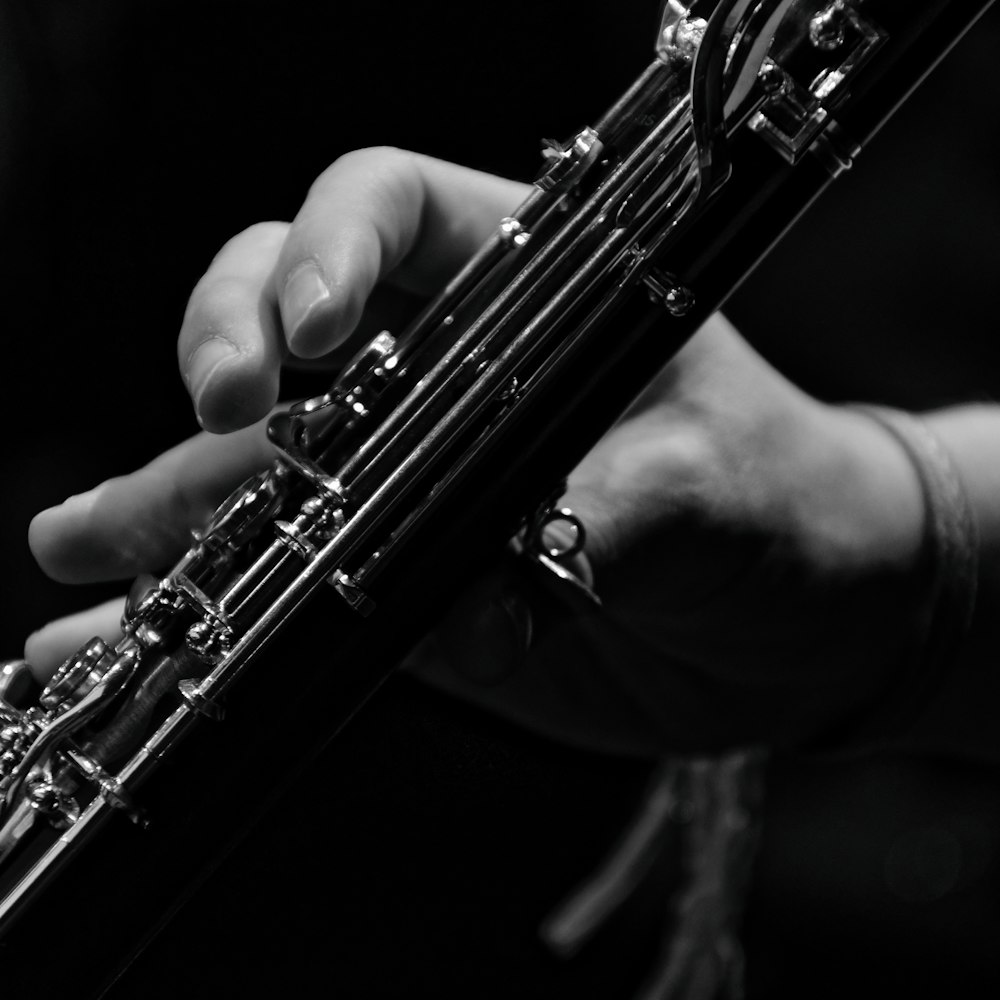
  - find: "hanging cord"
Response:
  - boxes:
[542,749,768,1000]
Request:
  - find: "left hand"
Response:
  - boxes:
[25,150,932,756]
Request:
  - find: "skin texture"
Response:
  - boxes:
[27,147,966,757]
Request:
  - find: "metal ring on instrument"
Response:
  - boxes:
[537,508,587,561]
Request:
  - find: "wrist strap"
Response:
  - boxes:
[833,405,979,751]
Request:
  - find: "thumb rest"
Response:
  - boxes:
[0,0,991,990]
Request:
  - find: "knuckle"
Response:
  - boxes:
[184,273,255,339]
[240,219,288,245]
[206,221,289,273]
[657,424,720,485]
[341,144,406,165]
[609,420,720,499]
[308,146,415,202]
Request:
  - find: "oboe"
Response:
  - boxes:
[0,1,992,993]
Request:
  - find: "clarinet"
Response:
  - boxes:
[0,1,991,992]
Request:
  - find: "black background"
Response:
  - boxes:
[1,1,999,996]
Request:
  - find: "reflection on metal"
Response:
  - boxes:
[749,0,885,167]
[178,678,225,721]
[0,661,37,712]
[537,128,603,194]
[63,748,147,827]
[644,267,697,316]
[39,639,111,713]
[25,775,79,830]
[498,217,531,248]
[811,121,863,177]
[328,571,376,616]
[749,61,832,162]
[809,0,851,50]
[657,2,707,65]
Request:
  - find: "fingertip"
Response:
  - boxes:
[28,492,96,584]
[27,505,57,562]
[24,627,55,682]
[195,384,273,435]
[188,348,280,434]
[280,262,360,359]
[186,338,241,412]
[180,236,287,431]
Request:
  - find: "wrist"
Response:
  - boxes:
[788,401,925,579]
[792,402,979,754]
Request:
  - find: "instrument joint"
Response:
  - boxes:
[178,678,226,721]
[274,520,318,561]
[63,748,147,827]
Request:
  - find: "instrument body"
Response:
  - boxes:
[0,1,993,993]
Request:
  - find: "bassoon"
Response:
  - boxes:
[0,1,993,993]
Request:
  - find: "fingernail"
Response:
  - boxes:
[282,262,330,350]
[187,339,238,411]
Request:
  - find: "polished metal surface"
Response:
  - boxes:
[748,0,885,164]
[537,127,604,193]
[0,661,36,712]
[643,267,697,315]
[810,0,851,49]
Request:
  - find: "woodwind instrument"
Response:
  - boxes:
[0,1,993,993]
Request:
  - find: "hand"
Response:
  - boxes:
[27,148,929,756]
[27,148,528,654]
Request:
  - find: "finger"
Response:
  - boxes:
[29,417,275,584]
[179,221,288,432]
[25,597,125,683]
[274,147,529,358]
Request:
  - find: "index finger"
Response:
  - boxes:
[274,148,529,358]
[179,149,528,431]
